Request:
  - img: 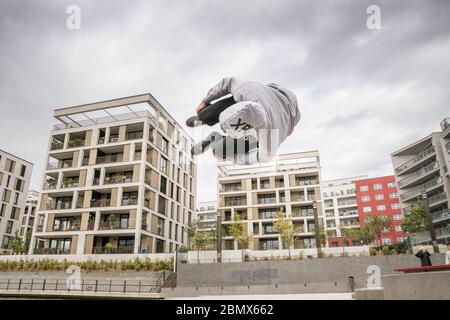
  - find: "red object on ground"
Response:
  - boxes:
[394,264,450,273]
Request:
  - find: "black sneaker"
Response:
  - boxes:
[186,116,203,127]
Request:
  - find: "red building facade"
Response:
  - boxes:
[355,175,407,246]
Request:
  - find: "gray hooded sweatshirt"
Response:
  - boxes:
[203,77,301,164]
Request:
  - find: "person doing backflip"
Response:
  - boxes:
[187,77,301,164]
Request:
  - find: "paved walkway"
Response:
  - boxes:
[166,293,353,300]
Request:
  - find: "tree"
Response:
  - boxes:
[229,213,249,250]
[362,215,392,247]
[340,226,360,254]
[319,222,327,248]
[401,199,428,235]
[12,231,24,254]
[24,229,32,253]
[273,209,295,257]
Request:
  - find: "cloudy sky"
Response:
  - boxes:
[1,0,449,202]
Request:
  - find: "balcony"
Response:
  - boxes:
[337,200,357,207]
[50,140,64,151]
[126,131,144,140]
[432,209,450,223]
[92,246,134,254]
[45,201,73,210]
[224,198,245,206]
[104,175,133,185]
[122,198,138,206]
[399,177,444,202]
[435,226,450,238]
[428,193,447,206]
[339,210,358,216]
[441,118,450,138]
[53,223,80,232]
[397,161,440,188]
[96,154,123,165]
[90,199,111,208]
[222,184,242,192]
[257,197,276,205]
[61,179,80,189]
[395,146,435,175]
[34,248,71,255]
[99,219,130,230]
[67,139,85,148]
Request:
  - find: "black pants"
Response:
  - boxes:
[197,96,257,160]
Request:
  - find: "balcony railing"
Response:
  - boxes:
[337,200,357,207]
[92,246,134,254]
[34,248,71,255]
[43,182,57,190]
[428,193,447,205]
[109,135,119,143]
[126,131,144,140]
[98,219,129,230]
[96,154,123,164]
[46,162,58,170]
[432,209,450,223]
[397,161,440,188]
[222,185,242,192]
[122,198,138,206]
[104,176,133,184]
[52,223,81,232]
[45,201,73,210]
[339,210,358,216]
[224,200,245,206]
[67,139,85,148]
[90,199,111,208]
[50,141,64,151]
[257,198,276,205]
[399,177,443,202]
[435,226,450,238]
[61,180,80,189]
[395,146,435,174]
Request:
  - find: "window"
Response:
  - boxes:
[0,203,6,217]
[375,194,384,200]
[1,236,11,249]
[158,196,167,215]
[13,192,19,205]
[376,204,386,211]
[387,181,396,188]
[160,176,167,194]
[361,195,370,202]
[157,217,165,236]
[162,138,169,154]
[397,237,407,243]
[393,214,403,220]
[159,156,168,174]
[20,165,27,177]
[395,225,402,232]
[391,203,401,209]
[373,183,382,190]
[359,185,369,192]
[363,206,372,213]
[5,221,13,234]
[382,238,392,245]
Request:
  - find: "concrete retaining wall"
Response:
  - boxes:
[0,271,165,281]
[176,254,446,291]
[382,271,450,300]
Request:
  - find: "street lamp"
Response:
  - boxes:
[312,201,322,258]
[216,211,222,263]
[421,191,440,253]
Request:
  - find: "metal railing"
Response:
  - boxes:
[45,201,73,210]
[397,161,440,188]
[428,192,447,205]
[92,246,134,254]
[122,198,138,206]
[435,226,450,238]
[0,277,164,294]
[432,209,450,222]
[126,131,144,140]
[399,177,443,202]
[257,198,276,204]
[52,224,81,232]
[67,139,85,148]
[395,146,435,174]
[104,176,133,184]
[98,220,130,230]
[90,199,111,208]
[33,248,71,255]
[96,154,123,164]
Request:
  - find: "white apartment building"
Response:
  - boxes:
[20,190,39,241]
[322,176,367,246]
[0,150,33,253]
[196,200,217,231]
[30,94,196,255]
[391,120,450,245]
[217,151,323,251]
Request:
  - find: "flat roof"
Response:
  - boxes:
[0,149,34,165]
[53,93,193,142]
